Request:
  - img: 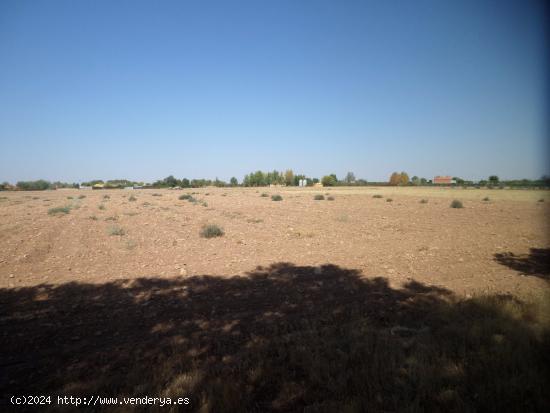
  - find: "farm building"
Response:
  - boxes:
[433,176,455,185]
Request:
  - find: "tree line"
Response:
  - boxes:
[2,173,549,191]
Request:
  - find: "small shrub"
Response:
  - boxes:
[201,201,208,207]
[67,196,73,199]
[314,194,325,200]
[260,193,269,197]
[152,193,162,197]
[483,197,490,202]
[103,195,110,199]
[179,194,192,200]
[538,199,544,203]
[271,195,283,201]
[105,216,118,221]
[420,199,428,204]
[78,195,86,199]
[327,196,335,201]
[89,215,98,220]
[98,204,106,210]
[128,195,137,202]
[48,206,70,215]
[386,198,393,202]
[450,199,464,208]
[373,194,383,198]
[108,226,125,236]
[247,218,263,224]
[200,224,224,238]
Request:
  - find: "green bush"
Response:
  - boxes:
[108,226,125,236]
[48,206,70,215]
[450,199,464,208]
[179,194,192,200]
[314,195,325,200]
[271,195,283,201]
[200,224,224,238]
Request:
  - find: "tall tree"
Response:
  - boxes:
[345,172,356,184]
[389,172,400,186]
[284,169,294,186]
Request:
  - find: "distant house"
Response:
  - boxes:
[79,185,92,190]
[433,176,455,185]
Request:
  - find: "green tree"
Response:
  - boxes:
[345,172,356,184]
[489,175,499,185]
[322,175,337,186]
[230,177,238,186]
[399,172,409,185]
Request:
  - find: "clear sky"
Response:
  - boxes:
[0,0,548,183]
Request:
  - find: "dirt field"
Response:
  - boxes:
[1,187,549,411]
[1,187,548,297]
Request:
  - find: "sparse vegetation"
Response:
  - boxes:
[314,194,325,200]
[128,195,137,202]
[373,194,383,198]
[483,197,490,202]
[386,198,393,202]
[67,196,73,199]
[125,240,137,250]
[108,226,125,236]
[89,215,98,220]
[105,216,118,221]
[179,194,193,200]
[271,194,283,201]
[538,198,544,203]
[420,199,428,203]
[48,206,71,215]
[260,193,269,197]
[98,204,106,210]
[152,193,162,197]
[247,218,263,224]
[78,195,86,199]
[200,224,224,238]
[451,199,464,208]
[327,196,335,201]
[103,195,110,200]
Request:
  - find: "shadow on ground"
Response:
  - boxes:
[1,263,549,412]
[494,248,550,280]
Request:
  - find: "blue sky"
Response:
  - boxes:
[0,0,548,183]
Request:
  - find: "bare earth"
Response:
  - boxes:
[1,187,548,298]
[1,186,550,411]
